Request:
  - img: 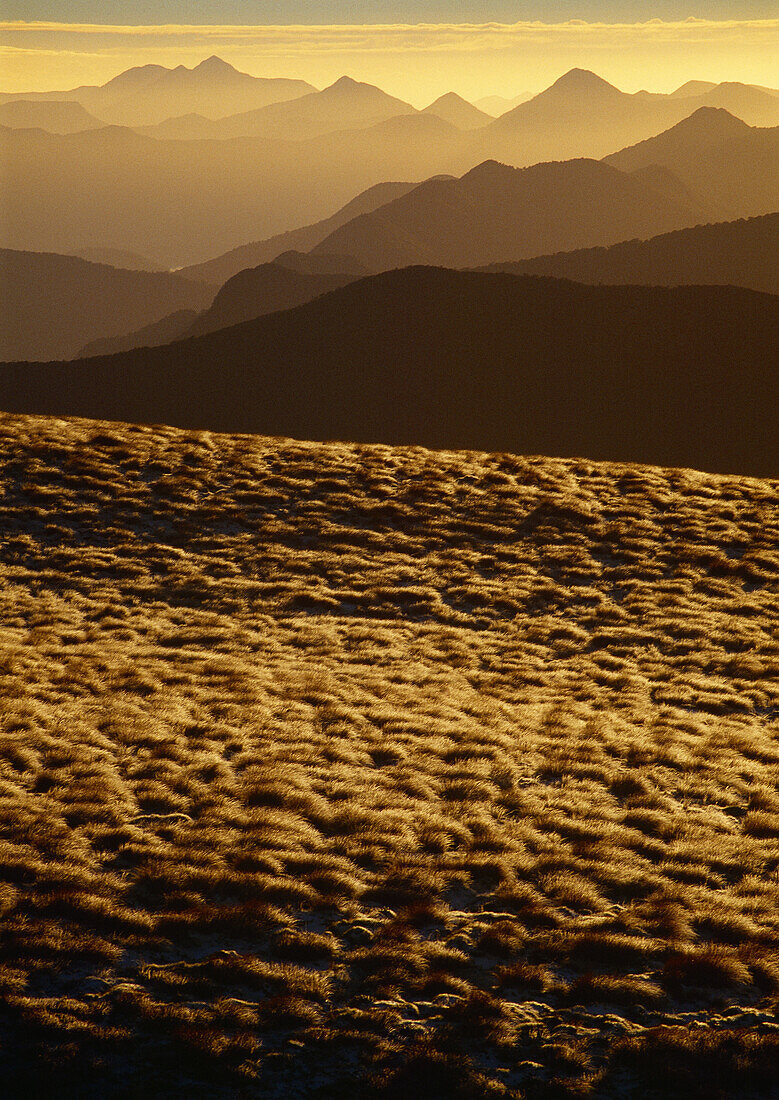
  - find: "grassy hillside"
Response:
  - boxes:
[0,412,777,1098]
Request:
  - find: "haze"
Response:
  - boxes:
[2,15,778,101]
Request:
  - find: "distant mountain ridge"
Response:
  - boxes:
[310,157,710,271]
[1,269,775,477]
[137,76,416,142]
[473,69,779,164]
[0,57,315,127]
[479,214,779,296]
[2,65,776,267]
[177,180,425,285]
[0,100,103,134]
[421,93,493,130]
[605,108,779,219]
[0,250,213,361]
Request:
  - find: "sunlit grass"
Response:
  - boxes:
[0,412,777,1097]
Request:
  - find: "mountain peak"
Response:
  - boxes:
[461,159,515,183]
[548,68,622,96]
[193,56,237,75]
[329,76,362,91]
[675,106,752,134]
[430,92,469,106]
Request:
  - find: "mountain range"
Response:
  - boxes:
[0,57,315,127]
[2,60,778,266]
[1,268,775,477]
[308,157,708,272]
[79,259,356,357]
[136,76,416,142]
[472,69,779,164]
[605,107,779,219]
[0,250,213,361]
[76,209,779,360]
[480,214,779,296]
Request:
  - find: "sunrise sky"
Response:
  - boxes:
[2,3,777,101]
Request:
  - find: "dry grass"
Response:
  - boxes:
[0,411,777,1098]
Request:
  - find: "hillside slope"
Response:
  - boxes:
[2,269,774,477]
[0,249,214,361]
[184,263,355,339]
[312,158,709,271]
[480,214,779,295]
[178,179,417,286]
[0,99,104,133]
[604,109,779,219]
[0,411,777,1098]
[139,76,416,141]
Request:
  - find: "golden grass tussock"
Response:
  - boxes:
[0,411,777,1098]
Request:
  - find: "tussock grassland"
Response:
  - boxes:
[0,412,777,1098]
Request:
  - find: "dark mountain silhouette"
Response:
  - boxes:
[185,263,355,338]
[78,256,364,357]
[1,269,775,477]
[139,76,416,141]
[311,157,710,272]
[73,247,166,271]
[269,250,368,277]
[0,250,213,361]
[177,180,430,284]
[0,57,315,127]
[0,99,103,133]
[78,310,200,359]
[421,93,492,130]
[480,214,779,296]
[474,92,533,117]
[605,108,779,219]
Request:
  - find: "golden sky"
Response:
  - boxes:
[1,19,777,101]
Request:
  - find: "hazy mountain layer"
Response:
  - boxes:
[178,180,419,286]
[0,57,315,127]
[480,214,779,296]
[77,310,201,359]
[0,99,103,134]
[0,119,468,266]
[1,410,777,1098]
[0,249,213,362]
[421,93,493,129]
[312,158,709,271]
[2,269,775,477]
[79,255,367,357]
[72,247,166,272]
[605,108,779,219]
[475,92,533,116]
[185,263,355,339]
[474,70,779,165]
[3,72,775,267]
[138,76,416,142]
